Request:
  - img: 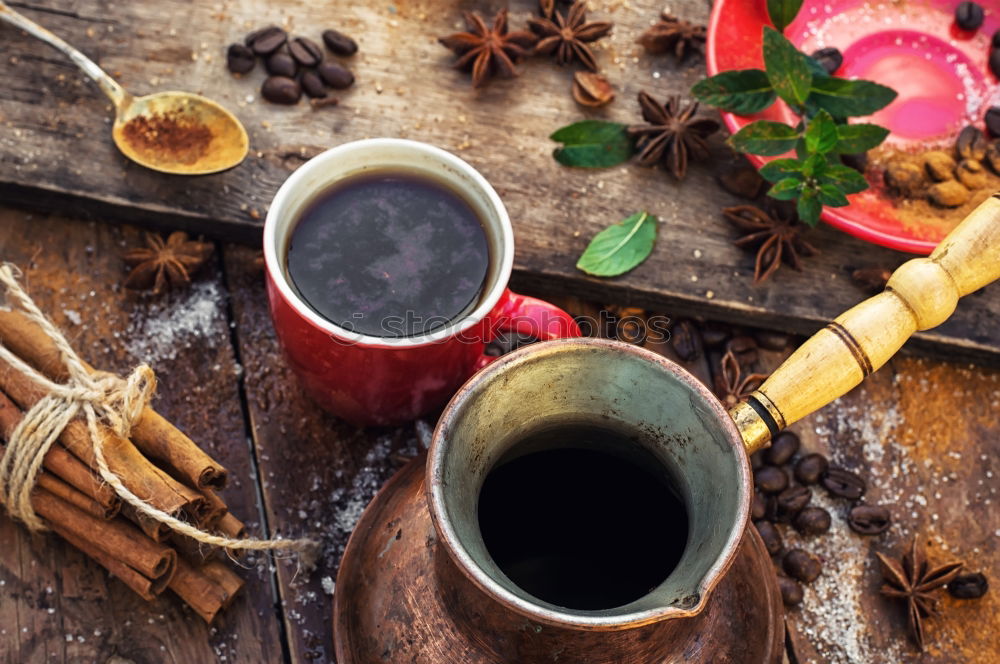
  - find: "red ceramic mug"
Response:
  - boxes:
[263,138,581,426]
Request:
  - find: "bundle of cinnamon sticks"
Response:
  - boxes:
[0,310,246,622]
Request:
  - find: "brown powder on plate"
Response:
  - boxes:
[121,111,213,165]
[866,146,1000,237]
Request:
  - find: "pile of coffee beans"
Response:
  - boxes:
[751,431,892,607]
[226,26,357,105]
[949,3,1000,131]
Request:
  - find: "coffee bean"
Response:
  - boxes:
[794,506,831,535]
[752,492,767,520]
[289,37,323,67]
[811,47,843,74]
[955,2,984,31]
[783,549,822,583]
[993,30,1000,49]
[986,107,1000,138]
[765,431,800,466]
[956,125,987,161]
[300,70,327,98]
[727,335,758,364]
[948,572,988,599]
[755,520,783,556]
[700,323,730,348]
[247,25,287,56]
[750,450,766,471]
[266,52,297,78]
[821,467,865,499]
[990,50,1000,81]
[318,61,355,89]
[261,76,302,104]
[226,43,256,74]
[754,330,791,351]
[777,575,804,606]
[755,465,788,494]
[847,505,891,535]
[670,319,702,361]
[794,453,829,485]
[323,28,358,56]
[841,152,868,173]
[774,486,811,522]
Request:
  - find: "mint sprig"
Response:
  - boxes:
[692,19,897,226]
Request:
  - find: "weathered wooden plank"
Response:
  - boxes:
[0,0,996,363]
[0,208,287,664]
[221,243,425,664]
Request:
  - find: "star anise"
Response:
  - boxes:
[638,12,706,62]
[722,204,817,283]
[627,92,720,180]
[538,0,573,20]
[714,349,767,408]
[438,10,538,88]
[528,1,612,72]
[876,538,963,651]
[123,231,213,294]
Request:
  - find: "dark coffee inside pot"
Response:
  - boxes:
[286,170,490,337]
[477,423,689,611]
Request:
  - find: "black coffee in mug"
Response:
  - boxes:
[477,424,689,611]
[286,170,490,337]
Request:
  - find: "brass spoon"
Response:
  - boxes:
[0,2,248,175]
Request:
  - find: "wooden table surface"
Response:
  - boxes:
[0,0,997,363]
[0,207,997,664]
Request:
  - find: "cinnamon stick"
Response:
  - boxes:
[168,557,243,623]
[0,311,227,489]
[0,356,196,518]
[201,559,244,603]
[0,389,119,512]
[121,502,173,542]
[35,471,117,520]
[170,531,221,565]
[32,490,176,582]
[218,512,245,539]
[199,487,228,528]
[54,527,165,601]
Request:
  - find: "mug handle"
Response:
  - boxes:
[474,288,581,371]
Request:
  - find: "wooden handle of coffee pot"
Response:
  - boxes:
[731,194,1000,455]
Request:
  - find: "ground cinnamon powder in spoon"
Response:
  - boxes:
[121,111,213,165]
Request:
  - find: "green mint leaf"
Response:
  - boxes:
[797,189,822,225]
[820,164,869,194]
[576,212,658,277]
[807,77,897,117]
[729,121,800,156]
[835,123,890,153]
[802,153,827,178]
[767,177,803,200]
[691,70,776,114]
[550,121,634,168]
[762,27,812,108]
[767,0,805,32]
[804,56,829,79]
[817,184,849,206]
[804,110,839,154]
[759,158,806,182]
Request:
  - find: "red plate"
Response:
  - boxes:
[706,0,1000,254]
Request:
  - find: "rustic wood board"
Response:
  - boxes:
[0,208,287,664]
[0,0,997,364]
[753,349,1000,664]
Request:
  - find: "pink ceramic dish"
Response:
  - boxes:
[707,0,1000,254]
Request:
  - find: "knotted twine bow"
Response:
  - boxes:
[0,263,317,561]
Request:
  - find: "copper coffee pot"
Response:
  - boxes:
[334,197,1000,663]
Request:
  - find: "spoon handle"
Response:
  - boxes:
[0,2,128,107]
[732,194,1000,454]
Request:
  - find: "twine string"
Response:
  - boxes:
[0,263,316,560]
